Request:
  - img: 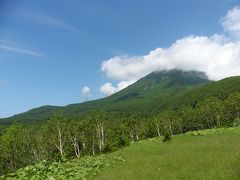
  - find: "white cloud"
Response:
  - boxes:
[117,80,135,90]
[0,43,46,57]
[100,6,240,95]
[221,6,240,37]
[102,35,240,81]
[100,80,135,96]
[82,86,91,100]
[100,83,117,96]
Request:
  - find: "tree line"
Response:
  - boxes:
[0,92,240,175]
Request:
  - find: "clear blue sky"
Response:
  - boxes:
[0,0,239,117]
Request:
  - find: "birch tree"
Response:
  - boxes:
[88,111,107,154]
[48,113,69,157]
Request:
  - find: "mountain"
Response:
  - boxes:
[3,69,240,125]
[4,70,240,125]
[0,69,210,124]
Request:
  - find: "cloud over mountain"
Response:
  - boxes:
[100,6,240,96]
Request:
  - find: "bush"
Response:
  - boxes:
[163,131,172,142]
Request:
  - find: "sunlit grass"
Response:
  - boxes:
[92,128,240,180]
[4,128,240,179]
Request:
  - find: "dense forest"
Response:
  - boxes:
[0,90,239,175]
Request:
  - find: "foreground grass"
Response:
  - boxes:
[92,128,240,180]
[3,128,240,179]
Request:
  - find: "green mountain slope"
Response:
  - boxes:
[2,69,240,125]
[1,70,210,123]
[162,75,240,111]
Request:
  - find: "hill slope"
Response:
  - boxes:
[155,75,240,111]
[93,128,240,180]
[2,70,210,123]
[2,70,240,124]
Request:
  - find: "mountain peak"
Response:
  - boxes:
[133,69,210,90]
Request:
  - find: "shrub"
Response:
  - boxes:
[163,131,172,142]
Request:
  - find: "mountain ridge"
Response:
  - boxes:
[0,69,211,124]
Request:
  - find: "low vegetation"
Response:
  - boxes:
[186,127,235,136]
[1,155,125,180]
[2,128,239,179]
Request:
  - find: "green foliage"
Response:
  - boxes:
[186,127,235,136]
[4,128,240,179]
[2,155,125,179]
[162,131,172,142]
[0,124,36,173]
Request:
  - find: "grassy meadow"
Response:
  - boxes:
[91,128,240,180]
[3,128,240,179]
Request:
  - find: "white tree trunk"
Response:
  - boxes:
[156,123,161,137]
[72,136,80,158]
[55,126,64,156]
[136,133,139,141]
[101,125,104,150]
[92,134,96,155]
[130,130,134,142]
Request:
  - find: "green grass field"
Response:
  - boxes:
[91,128,240,180]
[4,128,240,180]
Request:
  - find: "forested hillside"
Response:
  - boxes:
[0,70,240,176]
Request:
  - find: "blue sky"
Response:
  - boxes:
[0,0,240,117]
